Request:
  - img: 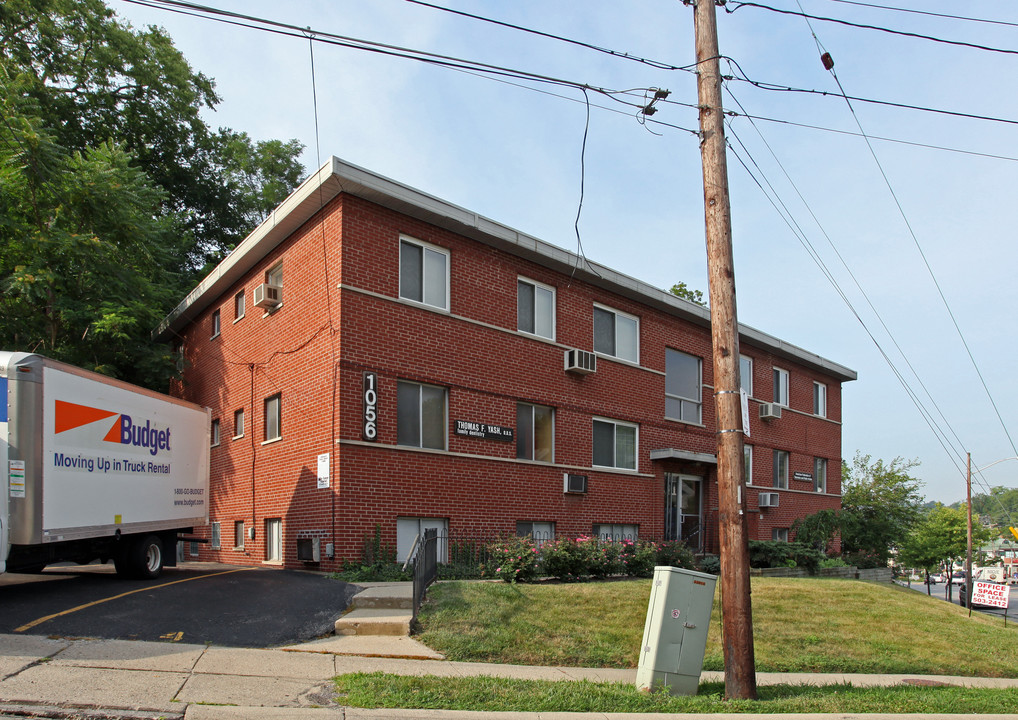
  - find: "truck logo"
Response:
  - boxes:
[55,400,172,456]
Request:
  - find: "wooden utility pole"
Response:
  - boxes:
[966,453,973,613]
[692,0,757,700]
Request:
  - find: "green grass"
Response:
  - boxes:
[334,673,1018,713]
[416,577,1018,677]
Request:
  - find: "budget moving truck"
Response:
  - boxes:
[0,352,210,578]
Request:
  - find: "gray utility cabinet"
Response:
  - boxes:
[636,565,718,696]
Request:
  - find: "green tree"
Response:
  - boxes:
[840,453,926,568]
[0,0,305,385]
[668,282,707,307]
[898,504,992,594]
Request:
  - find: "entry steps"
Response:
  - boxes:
[334,582,413,637]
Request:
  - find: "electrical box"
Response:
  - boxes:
[636,565,718,696]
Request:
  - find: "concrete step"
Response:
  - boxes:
[334,608,412,636]
[350,584,413,611]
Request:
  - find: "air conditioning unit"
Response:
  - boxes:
[759,403,782,420]
[296,537,321,562]
[758,492,780,508]
[563,473,588,494]
[253,283,282,309]
[564,349,596,375]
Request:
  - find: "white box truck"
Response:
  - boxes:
[0,352,210,579]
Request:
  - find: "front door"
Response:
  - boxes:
[664,473,703,550]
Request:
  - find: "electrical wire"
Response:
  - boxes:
[727,1,1018,57]
[821,0,1018,30]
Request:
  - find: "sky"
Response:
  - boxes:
[107,0,1018,506]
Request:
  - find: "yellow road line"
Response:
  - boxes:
[14,568,252,633]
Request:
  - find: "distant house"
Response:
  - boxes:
[155,158,856,569]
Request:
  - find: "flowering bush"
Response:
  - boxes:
[481,535,540,583]
[619,539,657,577]
[654,540,696,570]
[539,538,589,581]
[576,535,623,578]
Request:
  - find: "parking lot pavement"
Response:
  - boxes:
[0,562,360,647]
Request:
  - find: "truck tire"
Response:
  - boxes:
[115,535,164,579]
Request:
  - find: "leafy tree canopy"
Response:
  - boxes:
[0,0,305,386]
[668,282,707,307]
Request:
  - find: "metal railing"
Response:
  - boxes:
[410,528,438,619]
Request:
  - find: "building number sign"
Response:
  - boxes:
[363,371,378,441]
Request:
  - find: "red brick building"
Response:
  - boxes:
[155,158,856,570]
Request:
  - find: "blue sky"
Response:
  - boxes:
[109,0,1018,505]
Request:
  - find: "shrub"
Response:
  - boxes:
[819,556,850,569]
[482,535,540,583]
[576,535,623,578]
[698,554,721,575]
[540,538,589,581]
[654,540,696,570]
[748,540,825,573]
[619,539,657,577]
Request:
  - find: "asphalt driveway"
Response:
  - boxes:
[0,562,360,647]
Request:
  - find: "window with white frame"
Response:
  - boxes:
[814,382,827,417]
[211,309,221,339]
[211,521,221,550]
[773,449,789,489]
[234,290,245,321]
[592,418,637,470]
[211,419,220,447]
[593,523,638,542]
[516,402,554,462]
[744,444,753,485]
[397,381,447,450]
[814,457,827,493]
[517,278,555,339]
[593,304,639,363]
[399,237,449,310]
[264,393,281,442]
[189,540,199,556]
[234,521,245,550]
[516,521,554,546]
[233,408,245,439]
[772,528,789,542]
[740,355,753,395]
[266,262,283,288]
[665,348,702,424]
[397,517,448,563]
[773,367,789,406]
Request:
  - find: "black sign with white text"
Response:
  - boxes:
[362,372,378,441]
[454,420,514,442]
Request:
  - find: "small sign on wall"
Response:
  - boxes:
[454,420,514,442]
[317,452,330,489]
[793,471,813,483]
[363,372,378,441]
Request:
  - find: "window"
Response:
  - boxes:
[740,355,753,395]
[397,517,448,563]
[592,418,637,471]
[264,394,281,442]
[773,450,789,489]
[234,521,245,550]
[665,348,702,423]
[593,523,638,542]
[397,381,447,450]
[189,540,199,557]
[234,290,245,321]
[517,403,554,462]
[814,382,827,417]
[517,278,555,339]
[772,528,789,542]
[233,408,245,439]
[266,263,283,288]
[210,419,220,447]
[773,367,789,406]
[516,521,554,547]
[265,518,282,562]
[593,304,639,363]
[211,309,221,339]
[211,521,221,550]
[814,457,827,493]
[399,237,449,310]
[744,444,753,485]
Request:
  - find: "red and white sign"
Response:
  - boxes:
[972,581,1010,609]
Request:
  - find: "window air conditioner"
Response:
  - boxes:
[758,492,780,508]
[759,403,782,420]
[296,537,321,562]
[564,349,596,375]
[563,473,588,494]
[253,283,282,309]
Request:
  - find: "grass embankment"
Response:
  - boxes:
[416,577,1018,677]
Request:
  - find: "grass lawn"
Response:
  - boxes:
[334,674,1018,714]
[415,577,1018,676]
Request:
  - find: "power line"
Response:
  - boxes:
[822,0,1018,30]
[727,2,1018,57]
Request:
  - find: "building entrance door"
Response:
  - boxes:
[664,473,703,550]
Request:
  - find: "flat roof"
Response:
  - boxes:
[154,157,857,382]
